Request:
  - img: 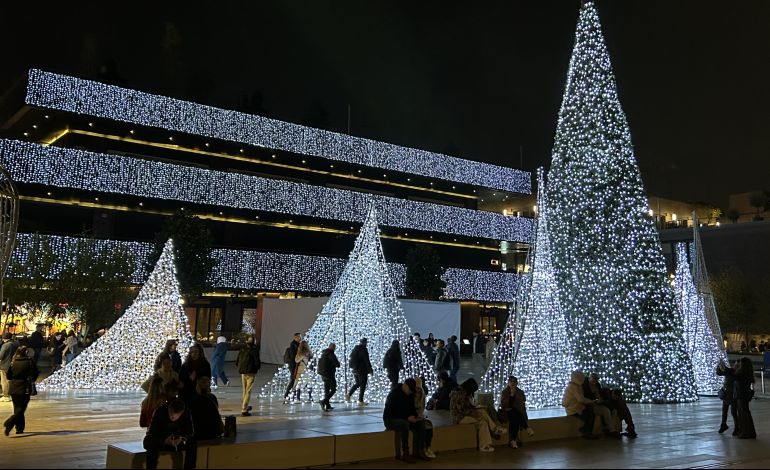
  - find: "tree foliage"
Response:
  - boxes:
[404,245,446,300]
[148,212,214,299]
[710,266,770,342]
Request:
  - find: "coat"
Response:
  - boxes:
[433,348,449,374]
[349,344,373,374]
[447,340,460,372]
[0,340,19,371]
[144,404,195,448]
[7,356,38,395]
[382,346,403,373]
[562,371,594,415]
[473,335,485,354]
[500,385,528,418]
[317,348,340,379]
[236,343,261,374]
[211,342,228,369]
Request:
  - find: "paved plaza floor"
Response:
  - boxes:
[0,362,768,469]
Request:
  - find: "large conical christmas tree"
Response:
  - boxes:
[482,169,574,407]
[261,207,436,403]
[546,1,696,402]
[40,239,193,391]
[673,216,727,395]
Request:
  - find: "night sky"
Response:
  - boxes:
[2,1,769,207]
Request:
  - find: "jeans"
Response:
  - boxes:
[348,372,368,402]
[322,377,337,406]
[143,436,198,470]
[720,398,737,428]
[3,394,31,433]
[212,362,228,386]
[284,365,297,399]
[384,419,425,456]
[241,374,255,412]
[505,408,528,439]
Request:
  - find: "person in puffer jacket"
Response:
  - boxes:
[562,370,598,439]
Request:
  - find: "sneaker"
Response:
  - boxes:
[326,405,335,411]
[424,448,436,459]
[246,406,252,412]
[509,440,518,449]
[479,445,495,452]
[526,427,535,437]
[344,394,351,402]
[357,401,368,406]
[621,432,638,439]
[4,425,11,437]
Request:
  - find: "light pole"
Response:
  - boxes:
[0,164,19,334]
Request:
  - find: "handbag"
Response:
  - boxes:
[26,376,38,396]
[223,415,237,437]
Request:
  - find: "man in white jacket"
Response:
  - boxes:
[562,370,598,439]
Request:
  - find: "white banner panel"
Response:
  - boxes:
[260,297,461,364]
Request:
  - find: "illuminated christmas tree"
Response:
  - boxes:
[673,216,727,395]
[546,1,696,402]
[482,169,574,407]
[39,239,193,391]
[261,207,436,403]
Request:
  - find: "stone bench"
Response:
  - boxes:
[106,411,606,468]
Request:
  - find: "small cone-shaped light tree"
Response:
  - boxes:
[546,1,696,402]
[39,239,193,391]
[481,169,575,407]
[261,207,436,403]
[674,216,727,395]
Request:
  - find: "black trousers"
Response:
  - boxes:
[348,372,368,402]
[735,398,756,438]
[4,394,30,433]
[386,369,399,389]
[143,436,198,469]
[284,365,297,398]
[720,398,737,428]
[505,409,528,439]
[573,406,595,436]
[322,377,337,406]
[384,419,425,456]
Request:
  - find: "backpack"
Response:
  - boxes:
[283,347,293,365]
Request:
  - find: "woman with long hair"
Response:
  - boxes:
[179,344,211,404]
[3,346,38,436]
[734,357,756,439]
[140,376,168,428]
[291,341,313,402]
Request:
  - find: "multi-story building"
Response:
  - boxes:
[0,69,534,341]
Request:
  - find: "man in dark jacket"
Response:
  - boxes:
[383,378,427,462]
[447,336,460,382]
[236,336,261,416]
[427,372,456,410]
[0,332,19,402]
[283,333,302,403]
[346,338,373,405]
[717,360,739,435]
[317,342,340,411]
[382,340,403,389]
[433,340,449,376]
[28,324,46,366]
[143,399,197,470]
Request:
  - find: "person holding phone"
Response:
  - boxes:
[143,399,197,469]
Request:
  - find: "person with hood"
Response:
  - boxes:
[447,336,460,382]
[283,333,301,404]
[433,339,450,377]
[3,346,38,435]
[317,342,340,412]
[383,340,403,389]
[236,336,260,416]
[0,332,19,402]
[562,370,598,439]
[449,378,504,452]
[155,339,182,373]
[346,338,373,405]
[210,336,229,387]
[178,344,211,405]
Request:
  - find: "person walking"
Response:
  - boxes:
[317,343,340,412]
[733,357,756,439]
[178,344,211,405]
[383,340,403,389]
[0,332,19,402]
[484,335,497,363]
[447,336,460,383]
[433,340,450,377]
[346,338,373,405]
[3,346,38,436]
[283,333,301,404]
[291,340,313,402]
[28,324,45,366]
[716,360,739,434]
[472,331,486,370]
[236,336,261,416]
[210,336,229,387]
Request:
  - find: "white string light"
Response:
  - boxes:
[38,239,194,391]
[260,207,437,403]
[25,69,531,195]
[545,1,696,403]
[10,233,520,302]
[481,169,575,407]
[0,139,531,242]
[673,242,726,395]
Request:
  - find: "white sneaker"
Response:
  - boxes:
[526,427,535,437]
[479,445,495,452]
[425,448,436,459]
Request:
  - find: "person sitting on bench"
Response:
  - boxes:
[383,378,429,463]
[143,398,197,469]
[562,370,598,439]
